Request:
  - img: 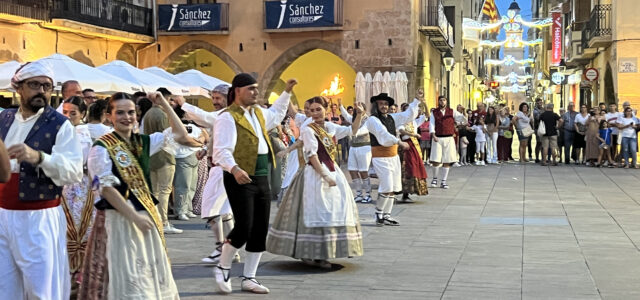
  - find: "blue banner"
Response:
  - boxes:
[158,4,222,32]
[265,0,336,29]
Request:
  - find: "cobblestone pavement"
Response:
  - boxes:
[167,163,640,299]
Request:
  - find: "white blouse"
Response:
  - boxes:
[87,132,166,193]
[301,120,352,160]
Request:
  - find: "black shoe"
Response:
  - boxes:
[401,196,415,203]
[535,159,540,163]
[375,210,384,226]
[383,214,400,226]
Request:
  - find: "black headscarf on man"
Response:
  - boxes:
[228,73,258,106]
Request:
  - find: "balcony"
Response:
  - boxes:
[0,0,49,23]
[566,21,593,66]
[583,4,612,49]
[419,0,454,51]
[51,0,152,37]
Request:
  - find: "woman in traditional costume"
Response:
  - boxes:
[398,104,429,202]
[79,92,202,299]
[61,96,94,295]
[267,97,364,268]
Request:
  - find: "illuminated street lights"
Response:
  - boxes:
[443,50,455,105]
[466,69,475,107]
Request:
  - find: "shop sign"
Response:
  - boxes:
[265,0,336,29]
[550,70,567,85]
[159,4,223,31]
[551,12,563,66]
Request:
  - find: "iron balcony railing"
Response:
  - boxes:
[51,0,152,36]
[419,0,454,49]
[584,4,611,42]
[0,0,50,21]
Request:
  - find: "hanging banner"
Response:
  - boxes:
[158,4,223,32]
[551,12,563,66]
[265,0,336,29]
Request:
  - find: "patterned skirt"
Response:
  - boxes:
[400,139,428,195]
[191,158,209,215]
[266,169,363,260]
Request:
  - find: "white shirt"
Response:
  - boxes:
[75,124,93,164]
[399,115,426,140]
[163,124,203,159]
[364,99,421,146]
[213,92,291,172]
[618,117,637,138]
[429,108,465,133]
[182,103,222,128]
[605,112,621,135]
[4,107,83,186]
[301,119,353,159]
[86,123,113,142]
[87,132,166,193]
[473,125,487,142]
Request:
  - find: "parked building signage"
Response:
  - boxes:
[265,0,336,29]
[619,57,638,73]
[158,4,222,31]
[551,12,562,66]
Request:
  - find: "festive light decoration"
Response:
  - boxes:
[494,72,533,84]
[485,55,534,66]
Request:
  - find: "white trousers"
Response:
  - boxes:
[201,166,232,219]
[0,206,70,300]
[371,156,402,194]
[348,146,372,172]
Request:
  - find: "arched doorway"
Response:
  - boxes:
[259,39,353,106]
[604,63,615,105]
[159,40,242,82]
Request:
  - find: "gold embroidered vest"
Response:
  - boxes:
[225,104,276,176]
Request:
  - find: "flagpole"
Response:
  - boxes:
[477,0,488,21]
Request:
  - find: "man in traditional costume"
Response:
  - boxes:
[80,92,201,299]
[429,96,463,189]
[339,101,373,203]
[174,84,240,264]
[363,93,422,226]
[212,74,296,294]
[0,61,83,299]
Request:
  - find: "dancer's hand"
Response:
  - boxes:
[398,141,410,150]
[284,79,298,93]
[133,213,154,232]
[7,143,40,165]
[231,166,252,184]
[323,175,337,187]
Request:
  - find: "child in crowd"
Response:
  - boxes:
[597,120,615,168]
[460,136,469,165]
[469,117,487,166]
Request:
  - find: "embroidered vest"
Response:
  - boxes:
[369,114,396,147]
[0,107,67,201]
[433,108,455,136]
[224,104,276,176]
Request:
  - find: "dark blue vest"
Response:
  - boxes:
[0,106,68,201]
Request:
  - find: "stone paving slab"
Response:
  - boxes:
[167,163,640,299]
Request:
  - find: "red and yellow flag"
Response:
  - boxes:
[481,0,500,33]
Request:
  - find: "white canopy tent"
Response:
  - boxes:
[0,61,20,90]
[356,71,409,111]
[175,69,229,91]
[143,67,210,97]
[98,60,189,95]
[10,54,143,94]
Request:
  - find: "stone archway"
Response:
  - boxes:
[259,39,345,101]
[159,40,243,75]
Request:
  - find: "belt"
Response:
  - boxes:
[371,145,398,158]
[351,142,370,147]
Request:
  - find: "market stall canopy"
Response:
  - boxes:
[175,69,229,91]
[0,61,21,90]
[143,67,210,97]
[36,54,143,94]
[98,60,188,95]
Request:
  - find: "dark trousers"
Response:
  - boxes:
[563,130,575,163]
[466,131,476,163]
[223,172,271,252]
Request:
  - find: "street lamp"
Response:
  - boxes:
[466,69,475,107]
[442,50,455,106]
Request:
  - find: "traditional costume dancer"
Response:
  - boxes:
[267,97,365,268]
[363,93,422,226]
[398,108,429,202]
[0,61,83,299]
[212,74,296,294]
[340,103,373,203]
[175,84,241,265]
[429,96,463,189]
[79,92,200,299]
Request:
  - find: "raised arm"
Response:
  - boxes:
[390,98,421,128]
[264,79,297,130]
[0,139,10,182]
[149,92,192,146]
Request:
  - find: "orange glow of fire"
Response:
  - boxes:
[320,74,345,97]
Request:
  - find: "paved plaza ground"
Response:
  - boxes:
[167,163,640,299]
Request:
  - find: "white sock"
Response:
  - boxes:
[433,166,441,180]
[219,243,239,269]
[209,217,224,245]
[352,178,362,194]
[383,195,394,214]
[222,214,234,238]
[243,251,263,278]
[441,167,450,181]
[363,177,371,194]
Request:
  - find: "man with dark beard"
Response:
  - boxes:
[0,61,83,299]
[429,96,464,189]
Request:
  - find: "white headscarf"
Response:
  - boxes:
[11,60,55,89]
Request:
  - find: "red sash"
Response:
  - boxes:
[0,174,60,210]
